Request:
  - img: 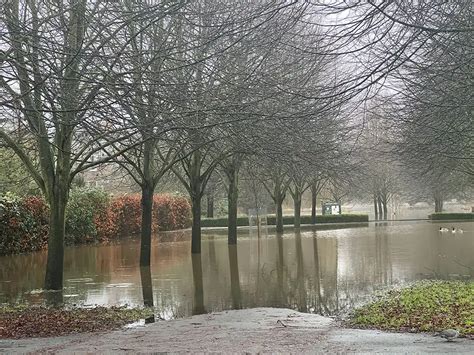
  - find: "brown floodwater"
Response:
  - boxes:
[0,221,472,319]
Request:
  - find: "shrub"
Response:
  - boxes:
[201,214,369,228]
[108,194,192,235]
[429,213,473,221]
[65,188,111,244]
[108,195,143,236]
[154,194,191,231]
[201,216,249,228]
[0,194,49,255]
[350,281,474,337]
[0,191,192,255]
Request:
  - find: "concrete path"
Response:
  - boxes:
[1,308,471,353]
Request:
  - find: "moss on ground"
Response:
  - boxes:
[350,281,474,337]
[0,305,153,338]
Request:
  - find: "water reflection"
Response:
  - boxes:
[0,222,472,319]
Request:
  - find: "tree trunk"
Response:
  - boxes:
[140,266,154,308]
[276,199,284,233]
[228,169,239,245]
[434,197,443,212]
[228,245,241,309]
[294,196,302,228]
[311,187,317,224]
[191,194,202,254]
[382,198,388,220]
[44,187,68,291]
[206,193,214,218]
[373,194,379,220]
[140,183,154,267]
[377,196,383,220]
[191,254,205,315]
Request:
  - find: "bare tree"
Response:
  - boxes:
[0,0,144,289]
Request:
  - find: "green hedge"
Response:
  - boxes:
[201,214,368,228]
[429,213,473,221]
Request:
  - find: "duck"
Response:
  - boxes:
[439,227,449,233]
[452,227,464,234]
[439,328,459,342]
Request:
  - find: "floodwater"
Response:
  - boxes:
[0,221,472,319]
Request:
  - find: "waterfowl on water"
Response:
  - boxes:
[439,227,449,232]
[452,227,464,234]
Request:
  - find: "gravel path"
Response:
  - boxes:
[1,308,471,353]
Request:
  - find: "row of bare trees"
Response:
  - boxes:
[1,0,471,291]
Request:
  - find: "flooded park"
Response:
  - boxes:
[2,221,472,320]
[0,0,472,351]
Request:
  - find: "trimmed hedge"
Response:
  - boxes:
[429,213,473,221]
[109,194,192,236]
[201,214,368,228]
[201,216,249,228]
[0,195,49,255]
[0,190,192,256]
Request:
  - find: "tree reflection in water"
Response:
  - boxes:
[295,231,308,312]
[2,223,472,317]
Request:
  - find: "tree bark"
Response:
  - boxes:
[382,198,388,220]
[191,196,202,254]
[434,196,443,212]
[140,183,154,267]
[227,168,239,245]
[206,193,214,218]
[140,266,154,308]
[191,254,205,315]
[294,196,302,228]
[228,245,241,309]
[276,199,284,233]
[373,194,379,220]
[44,184,68,291]
[377,196,383,220]
[311,186,317,224]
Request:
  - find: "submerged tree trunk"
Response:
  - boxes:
[140,183,154,267]
[227,169,239,245]
[140,266,154,308]
[311,187,317,224]
[276,198,284,233]
[228,244,241,309]
[44,191,67,290]
[191,254,205,315]
[294,196,302,229]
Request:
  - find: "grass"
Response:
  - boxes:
[349,281,474,337]
[429,213,473,221]
[0,305,154,338]
[201,214,369,227]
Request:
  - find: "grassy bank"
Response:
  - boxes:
[429,213,473,221]
[0,305,153,338]
[350,281,474,338]
[201,214,368,228]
